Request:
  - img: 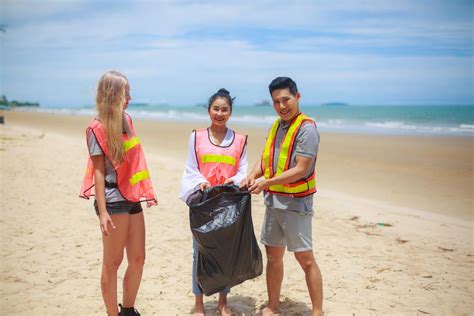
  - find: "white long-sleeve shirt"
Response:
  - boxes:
[179,128,248,202]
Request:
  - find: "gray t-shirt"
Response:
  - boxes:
[87,132,125,202]
[263,120,320,214]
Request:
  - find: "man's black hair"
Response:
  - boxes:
[268,77,298,96]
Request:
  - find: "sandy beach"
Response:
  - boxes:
[1,110,473,315]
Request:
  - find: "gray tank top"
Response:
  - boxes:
[87,132,125,202]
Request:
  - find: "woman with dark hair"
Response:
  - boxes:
[179,88,248,316]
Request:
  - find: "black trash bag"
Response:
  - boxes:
[187,184,263,296]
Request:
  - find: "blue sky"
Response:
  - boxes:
[1,0,473,106]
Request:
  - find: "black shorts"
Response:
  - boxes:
[94,200,143,216]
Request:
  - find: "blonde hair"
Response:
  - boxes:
[95,70,129,163]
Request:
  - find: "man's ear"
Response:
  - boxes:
[295,92,301,101]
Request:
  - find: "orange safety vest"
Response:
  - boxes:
[261,113,317,197]
[195,128,247,186]
[79,113,157,204]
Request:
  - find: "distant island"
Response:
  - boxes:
[320,102,349,107]
[0,95,39,107]
[128,102,150,107]
[254,100,271,107]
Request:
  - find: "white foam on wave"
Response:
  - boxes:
[129,109,210,122]
[129,109,279,126]
[327,119,344,125]
[11,107,474,137]
[459,124,474,129]
[365,121,417,130]
[231,115,277,125]
[11,106,95,117]
[362,120,474,135]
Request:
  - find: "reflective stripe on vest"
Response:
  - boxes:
[201,154,236,166]
[262,113,316,196]
[262,122,279,180]
[269,178,316,194]
[194,129,247,186]
[123,137,140,152]
[129,170,150,186]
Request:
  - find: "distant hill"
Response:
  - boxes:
[254,100,271,107]
[320,102,349,107]
[0,95,39,107]
[128,102,150,107]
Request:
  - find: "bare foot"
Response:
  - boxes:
[312,309,323,316]
[218,304,232,316]
[193,304,205,316]
[259,306,279,316]
[218,292,231,316]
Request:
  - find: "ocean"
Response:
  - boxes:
[9,104,474,137]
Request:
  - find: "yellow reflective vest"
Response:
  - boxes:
[261,113,317,197]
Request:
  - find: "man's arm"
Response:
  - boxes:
[248,155,314,194]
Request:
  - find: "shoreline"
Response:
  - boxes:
[5,106,474,138]
[3,110,473,221]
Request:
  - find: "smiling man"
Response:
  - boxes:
[241,77,323,315]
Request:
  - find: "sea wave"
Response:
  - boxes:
[459,124,474,129]
[8,106,474,137]
[365,121,417,130]
[12,106,95,116]
[362,120,474,135]
[129,110,280,125]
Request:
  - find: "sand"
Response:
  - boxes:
[0,110,473,315]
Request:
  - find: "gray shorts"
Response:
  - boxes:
[261,206,313,252]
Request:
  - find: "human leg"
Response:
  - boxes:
[122,211,146,308]
[101,214,130,315]
[262,245,286,315]
[192,239,205,316]
[218,290,232,316]
[260,207,287,315]
[294,251,323,315]
[193,295,204,316]
[282,211,323,315]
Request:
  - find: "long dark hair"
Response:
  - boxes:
[208,88,235,112]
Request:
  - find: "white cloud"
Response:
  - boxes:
[1,0,88,20]
[1,0,472,105]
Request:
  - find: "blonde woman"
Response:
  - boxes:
[80,71,157,316]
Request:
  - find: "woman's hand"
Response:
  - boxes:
[99,212,116,236]
[199,182,211,191]
[223,178,234,185]
[146,199,158,208]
